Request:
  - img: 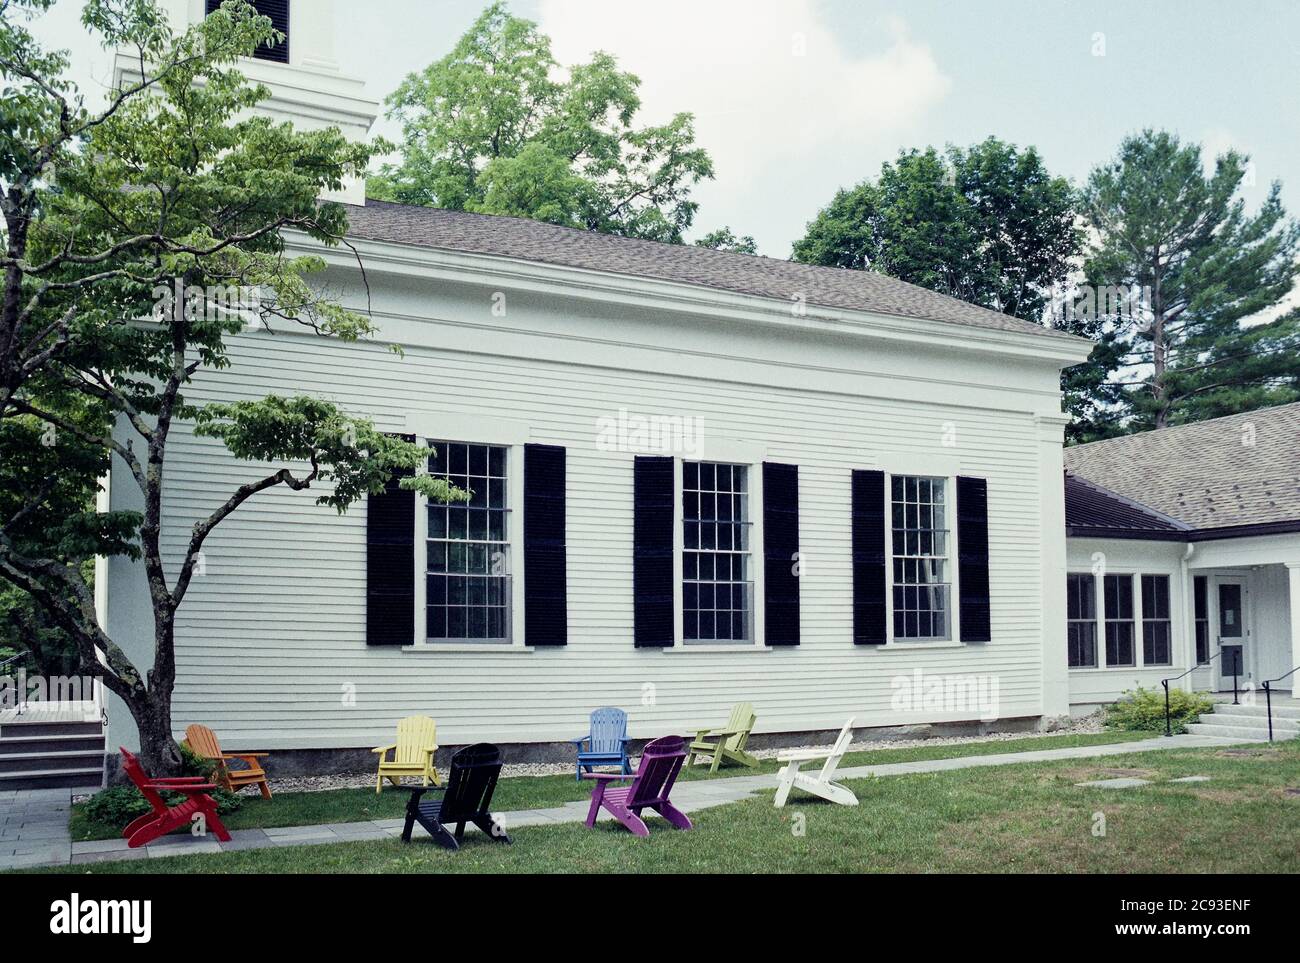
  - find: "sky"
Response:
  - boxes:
[27,0,1300,264]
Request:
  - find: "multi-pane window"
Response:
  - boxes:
[1141,574,1172,666]
[1103,574,1135,667]
[1193,576,1209,664]
[683,462,752,642]
[891,476,950,640]
[426,442,509,641]
[1066,573,1098,668]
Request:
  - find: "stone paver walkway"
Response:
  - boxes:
[0,733,1242,869]
[0,787,73,869]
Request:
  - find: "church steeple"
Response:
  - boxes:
[115,0,378,204]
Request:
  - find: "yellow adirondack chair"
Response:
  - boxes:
[686,702,758,773]
[373,715,440,793]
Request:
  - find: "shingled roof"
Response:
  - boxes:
[1064,402,1300,536]
[343,200,1082,341]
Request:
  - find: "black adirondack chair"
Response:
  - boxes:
[401,743,512,850]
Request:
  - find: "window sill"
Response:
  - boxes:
[879,641,966,650]
[402,644,535,654]
[662,644,772,654]
[1067,665,1170,673]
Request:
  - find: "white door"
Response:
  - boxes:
[1215,579,1249,689]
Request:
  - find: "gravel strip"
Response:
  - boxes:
[259,712,1109,794]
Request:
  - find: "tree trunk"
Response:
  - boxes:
[128,689,183,776]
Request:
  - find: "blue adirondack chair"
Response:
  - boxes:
[571,707,632,781]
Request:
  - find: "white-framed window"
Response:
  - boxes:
[1066,572,1098,668]
[1103,573,1136,667]
[1193,575,1210,665]
[424,441,512,643]
[1141,574,1172,666]
[682,461,754,643]
[889,475,951,641]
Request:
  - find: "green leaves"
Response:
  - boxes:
[793,138,1080,323]
[192,396,465,512]
[372,1,713,243]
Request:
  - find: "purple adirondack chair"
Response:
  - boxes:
[582,734,693,837]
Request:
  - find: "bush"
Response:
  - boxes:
[85,744,243,828]
[1104,686,1215,734]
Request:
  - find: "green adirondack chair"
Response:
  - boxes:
[686,702,758,773]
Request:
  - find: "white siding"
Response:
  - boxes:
[106,257,1076,750]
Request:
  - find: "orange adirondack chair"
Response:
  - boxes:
[184,724,272,800]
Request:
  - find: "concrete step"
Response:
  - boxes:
[1210,703,1300,721]
[1204,713,1300,733]
[0,767,102,791]
[0,720,102,739]
[0,733,105,755]
[1185,723,1275,742]
[0,750,106,774]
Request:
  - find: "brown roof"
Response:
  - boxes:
[1064,473,1189,539]
[1064,402,1300,533]
[343,200,1081,341]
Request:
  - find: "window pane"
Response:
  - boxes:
[683,462,752,644]
[890,475,951,640]
[427,442,510,641]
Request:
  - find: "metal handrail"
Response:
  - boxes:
[1261,665,1298,743]
[1161,650,1223,737]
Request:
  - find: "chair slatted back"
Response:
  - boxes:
[626,735,686,809]
[184,724,222,761]
[818,717,856,781]
[395,715,437,765]
[725,702,755,752]
[119,747,167,813]
[440,743,503,823]
[588,707,628,754]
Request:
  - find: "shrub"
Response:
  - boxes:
[1104,686,1215,733]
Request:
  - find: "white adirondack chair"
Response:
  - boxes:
[773,717,858,808]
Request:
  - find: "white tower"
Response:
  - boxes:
[113,0,378,204]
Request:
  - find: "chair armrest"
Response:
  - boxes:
[777,748,832,762]
[570,734,591,747]
[147,776,210,784]
[223,752,269,759]
[580,772,633,782]
[418,745,438,758]
[372,743,396,755]
[149,781,218,793]
[695,726,746,739]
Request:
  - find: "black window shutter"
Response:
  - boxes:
[633,456,674,647]
[524,444,567,646]
[762,462,800,646]
[956,476,991,642]
[851,469,887,644]
[207,0,290,63]
[366,435,415,646]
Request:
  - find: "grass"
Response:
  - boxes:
[37,739,1300,874]
[68,730,1150,843]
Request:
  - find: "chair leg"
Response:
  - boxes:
[774,762,797,808]
[618,806,649,838]
[474,815,511,844]
[429,823,459,851]
[258,779,272,801]
[709,749,723,774]
[204,807,232,842]
[654,801,693,831]
[375,771,383,794]
[121,812,155,841]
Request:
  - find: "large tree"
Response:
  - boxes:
[1081,129,1300,430]
[793,138,1082,324]
[0,0,456,773]
[370,2,714,243]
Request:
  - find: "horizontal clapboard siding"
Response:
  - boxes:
[109,275,1061,750]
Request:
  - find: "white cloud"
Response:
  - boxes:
[537,0,951,255]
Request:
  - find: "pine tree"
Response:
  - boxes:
[1083,130,1300,429]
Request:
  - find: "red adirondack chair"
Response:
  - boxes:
[118,747,232,848]
[582,734,693,837]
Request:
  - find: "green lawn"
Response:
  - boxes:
[71,730,1148,843]
[40,739,1300,874]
